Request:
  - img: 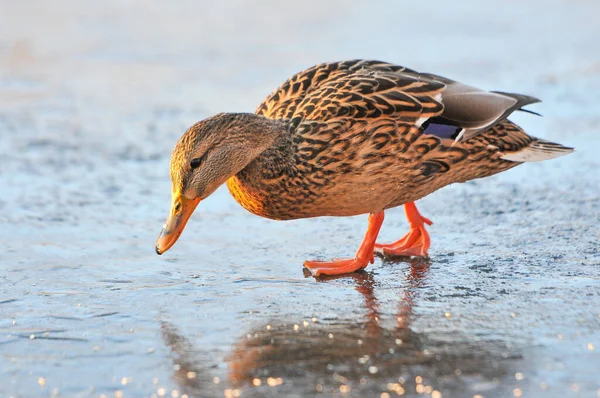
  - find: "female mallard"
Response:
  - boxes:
[155,60,572,276]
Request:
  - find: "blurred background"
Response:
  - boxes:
[1,0,599,397]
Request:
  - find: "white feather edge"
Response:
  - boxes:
[415,117,428,127]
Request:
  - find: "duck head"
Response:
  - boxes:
[155,113,282,255]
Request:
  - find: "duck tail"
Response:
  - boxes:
[500,138,574,162]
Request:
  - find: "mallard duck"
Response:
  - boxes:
[155,60,572,276]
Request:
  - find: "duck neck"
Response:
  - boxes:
[229,113,289,159]
[224,113,294,217]
[229,113,292,174]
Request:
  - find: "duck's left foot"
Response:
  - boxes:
[304,256,373,277]
[304,211,385,277]
[374,202,432,258]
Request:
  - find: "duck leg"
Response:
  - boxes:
[374,202,432,258]
[304,212,385,277]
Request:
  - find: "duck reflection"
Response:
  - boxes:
[160,322,220,397]
[162,259,518,397]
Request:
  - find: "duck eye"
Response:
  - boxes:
[174,201,182,213]
[190,157,203,169]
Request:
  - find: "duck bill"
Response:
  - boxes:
[155,196,200,255]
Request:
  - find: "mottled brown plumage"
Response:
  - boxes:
[155,59,573,276]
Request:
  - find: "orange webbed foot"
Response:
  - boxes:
[374,202,432,258]
[304,212,384,277]
[303,256,373,277]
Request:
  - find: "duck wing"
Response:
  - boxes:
[420,73,541,142]
[256,60,541,143]
[257,60,444,127]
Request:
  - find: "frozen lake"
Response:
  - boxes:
[1,0,599,397]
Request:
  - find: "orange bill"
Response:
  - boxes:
[155,195,200,255]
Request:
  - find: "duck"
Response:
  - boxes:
[155,59,573,277]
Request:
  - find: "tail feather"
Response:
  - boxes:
[517,108,542,117]
[491,91,541,108]
[501,139,574,162]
